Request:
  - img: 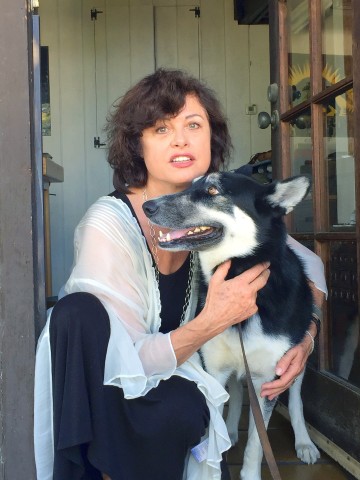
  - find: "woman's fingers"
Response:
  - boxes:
[239,261,271,285]
[212,260,270,289]
[204,261,271,330]
[211,259,232,283]
[260,343,309,400]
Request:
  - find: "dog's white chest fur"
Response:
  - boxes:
[201,314,291,385]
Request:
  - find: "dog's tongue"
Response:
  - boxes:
[158,226,213,243]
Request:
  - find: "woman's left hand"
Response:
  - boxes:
[261,283,324,401]
[260,334,313,401]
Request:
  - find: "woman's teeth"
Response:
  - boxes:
[172,156,191,163]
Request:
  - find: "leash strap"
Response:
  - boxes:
[237,324,282,480]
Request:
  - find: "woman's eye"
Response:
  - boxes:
[188,122,200,129]
[208,186,219,196]
[156,126,168,134]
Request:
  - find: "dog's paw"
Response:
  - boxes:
[296,442,320,464]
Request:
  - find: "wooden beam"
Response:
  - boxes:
[0,1,44,478]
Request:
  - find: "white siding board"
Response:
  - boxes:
[177,6,200,77]
[57,0,87,280]
[199,0,226,105]
[105,3,131,103]
[224,0,251,167]
[82,0,112,206]
[154,6,199,76]
[129,5,155,83]
[155,7,179,68]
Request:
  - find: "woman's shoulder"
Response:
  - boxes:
[77,194,138,235]
[88,193,132,218]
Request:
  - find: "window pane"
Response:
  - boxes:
[328,240,359,387]
[323,89,355,230]
[290,109,313,233]
[322,0,353,89]
[287,0,310,108]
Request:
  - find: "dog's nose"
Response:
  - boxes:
[142,200,159,218]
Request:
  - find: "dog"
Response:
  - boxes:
[143,171,320,479]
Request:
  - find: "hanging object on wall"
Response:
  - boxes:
[233,0,268,25]
[91,8,106,149]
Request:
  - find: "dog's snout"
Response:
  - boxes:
[143,200,159,218]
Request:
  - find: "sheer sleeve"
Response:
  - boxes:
[286,235,328,297]
[64,196,178,398]
[35,196,232,479]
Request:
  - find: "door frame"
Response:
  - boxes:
[268,0,360,475]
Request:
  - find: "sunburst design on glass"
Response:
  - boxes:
[289,63,353,112]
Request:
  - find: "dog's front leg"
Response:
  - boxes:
[288,370,320,464]
[226,374,244,446]
[240,378,277,480]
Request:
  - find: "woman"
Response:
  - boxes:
[34,69,326,480]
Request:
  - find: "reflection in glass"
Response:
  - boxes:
[290,109,313,233]
[328,241,359,388]
[322,0,353,89]
[287,0,310,108]
[323,89,355,230]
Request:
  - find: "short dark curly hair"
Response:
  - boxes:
[105,68,232,193]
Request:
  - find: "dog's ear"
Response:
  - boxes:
[265,176,311,214]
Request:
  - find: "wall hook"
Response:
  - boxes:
[94,137,106,148]
[91,8,103,21]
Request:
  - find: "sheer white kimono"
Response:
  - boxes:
[34,195,327,480]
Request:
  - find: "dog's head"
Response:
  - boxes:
[143,172,310,265]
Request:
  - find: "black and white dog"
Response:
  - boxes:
[143,171,320,479]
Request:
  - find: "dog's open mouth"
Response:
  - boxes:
[157,225,223,250]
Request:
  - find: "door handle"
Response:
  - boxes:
[267,83,279,103]
[257,110,279,130]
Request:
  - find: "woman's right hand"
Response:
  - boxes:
[171,260,270,366]
[202,260,270,334]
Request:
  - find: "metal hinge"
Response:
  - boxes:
[91,8,103,21]
[94,137,106,148]
[189,6,200,18]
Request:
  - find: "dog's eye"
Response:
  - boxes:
[208,186,219,196]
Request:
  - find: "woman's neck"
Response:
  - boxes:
[126,187,189,275]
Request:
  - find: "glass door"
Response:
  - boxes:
[268,0,360,467]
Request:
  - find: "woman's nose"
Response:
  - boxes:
[171,129,188,147]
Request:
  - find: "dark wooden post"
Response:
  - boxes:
[0,0,45,478]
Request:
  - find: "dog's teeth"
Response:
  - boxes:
[166,233,171,242]
[200,226,210,231]
[194,227,201,233]
[159,230,163,237]
[187,230,194,236]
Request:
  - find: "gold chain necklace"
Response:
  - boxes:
[142,189,195,325]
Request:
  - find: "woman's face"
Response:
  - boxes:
[140,94,211,194]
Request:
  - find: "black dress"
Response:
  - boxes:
[49,192,210,480]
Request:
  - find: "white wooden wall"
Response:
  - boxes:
[40,0,270,294]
